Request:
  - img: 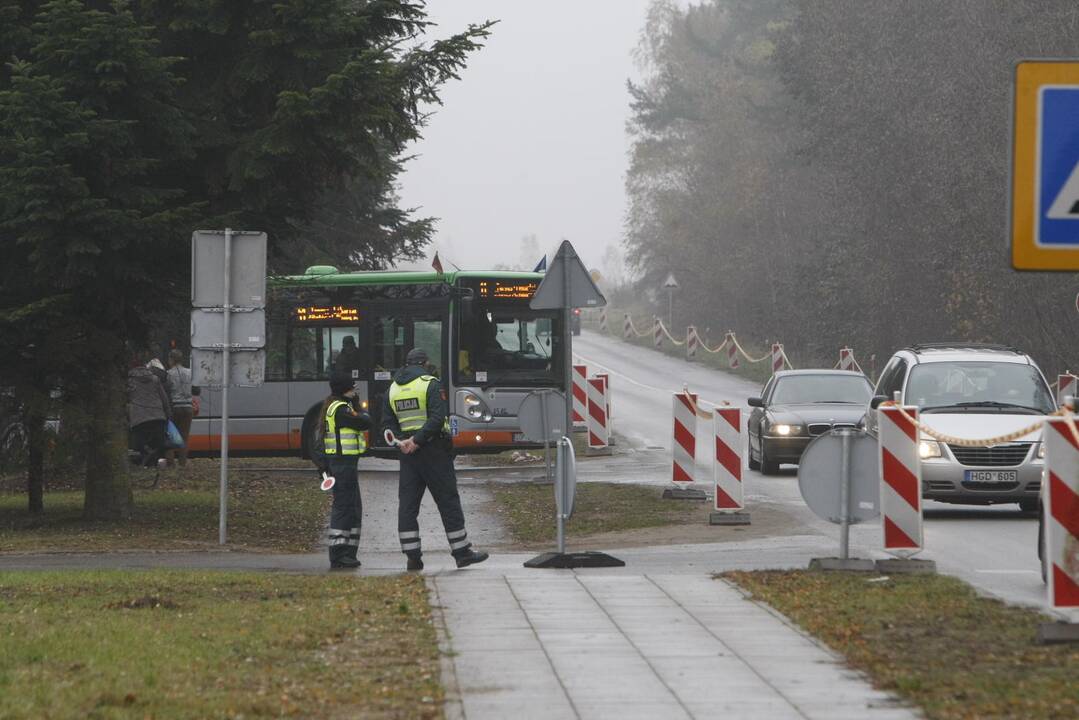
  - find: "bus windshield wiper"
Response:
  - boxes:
[953,401,1047,413]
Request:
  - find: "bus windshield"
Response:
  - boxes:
[455,302,564,385]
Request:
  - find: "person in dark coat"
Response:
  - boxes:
[381,347,488,571]
[128,359,172,467]
[321,370,372,569]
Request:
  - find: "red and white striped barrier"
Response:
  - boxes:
[1044,417,1079,607]
[1058,374,1077,407]
[877,405,924,557]
[672,392,697,483]
[727,332,740,369]
[839,347,856,372]
[687,327,699,360]
[653,317,662,349]
[771,343,785,375]
[623,313,632,340]
[713,407,743,511]
[595,372,611,419]
[586,378,610,450]
[572,364,587,428]
[599,307,609,334]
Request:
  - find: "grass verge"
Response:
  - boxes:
[727,570,1079,720]
[489,482,701,545]
[0,459,327,553]
[0,570,441,719]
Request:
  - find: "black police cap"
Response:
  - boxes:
[405,348,428,365]
[329,370,355,394]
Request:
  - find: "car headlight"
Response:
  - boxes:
[772,423,802,436]
[1037,443,1045,459]
[918,440,943,459]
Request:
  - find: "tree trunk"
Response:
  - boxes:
[83,348,132,521]
[25,404,45,514]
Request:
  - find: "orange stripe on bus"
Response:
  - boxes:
[188,433,292,452]
[453,431,515,447]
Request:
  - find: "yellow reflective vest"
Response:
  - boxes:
[324,400,366,456]
[388,375,449,435]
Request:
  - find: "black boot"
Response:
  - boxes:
[406,554,424,572]
[329,548,361,570]
[454,549,489,568]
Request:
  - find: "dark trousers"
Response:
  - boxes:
[398,441,472,558]
[328,458,362,563]
[129,420,166,465]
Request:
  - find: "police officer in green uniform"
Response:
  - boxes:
[382,348,489,571]
[323,370,372,569]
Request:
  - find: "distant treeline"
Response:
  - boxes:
[625,0,1079,377]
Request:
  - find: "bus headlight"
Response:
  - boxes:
[456,390,493,422]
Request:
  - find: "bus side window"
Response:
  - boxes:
[291,326,321,380]
[265,316,287,381]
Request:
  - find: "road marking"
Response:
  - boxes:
[974,569,1040,575]
[572,352,677,395]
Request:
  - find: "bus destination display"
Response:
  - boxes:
[477,280,539,300]
[294,305,359,322]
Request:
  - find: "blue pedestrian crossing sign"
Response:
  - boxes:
[1012,61,1079,270]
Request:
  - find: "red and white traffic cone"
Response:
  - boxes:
[572,364,587,430]
[710,407,750,525]
[1058,374,1077,408]
[586,377,611,455]
[839,347,856,372]
[686,326,698,361]
[727,332,740,369]
[771,343,785,375]
[876,404,931,570]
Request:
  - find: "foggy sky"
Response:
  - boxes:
[397,0,655,277]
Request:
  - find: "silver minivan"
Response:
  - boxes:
[867,344,1055,510]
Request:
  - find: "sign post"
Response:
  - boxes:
[663,272,678,328]
[528,241,622,568]
[191,229,267,545]
[1011,60,1079,270]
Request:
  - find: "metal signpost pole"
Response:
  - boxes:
[838,429,851,560]
[563,255,573,457]
[219,228,232,545]
[556,438,566,555]
[668,287,673,329]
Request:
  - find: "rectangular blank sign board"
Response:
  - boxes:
[192,230,268,307]
[192,349,265,388]
[190,309,266,349]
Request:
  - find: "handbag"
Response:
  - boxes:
[165,419,184,449]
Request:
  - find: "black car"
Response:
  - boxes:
[747,369,874,474]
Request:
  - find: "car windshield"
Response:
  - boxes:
[770,375,872,404]
[905,361,1054,414]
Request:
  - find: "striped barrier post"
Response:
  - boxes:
[623,313,632,340]
[599,307,609,334]
[877,404,924,558]
[1058,374,1077,407]
[1044,416,1079,608]
[572,364,587,429]
[671,392,697,483]
[653,316,662,349]
[839,347,856,372]
[595,372,615,446]
[686,326,698,360]
[710,407,751,525]
[727,332,740,369]
[586,377,611,454]
[771,343,785,375]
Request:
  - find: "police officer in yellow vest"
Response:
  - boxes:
[322,370,372,569]
[382,348,489,571]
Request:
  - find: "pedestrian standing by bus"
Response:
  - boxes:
[382,347,489,571]
[321,370,372,569]
[128,355,171,468]
[164,349,196,467]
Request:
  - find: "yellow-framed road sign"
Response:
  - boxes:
[1012,60,1079,270]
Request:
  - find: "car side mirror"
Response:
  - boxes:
[747,397,764,408]
[870,395,888,410]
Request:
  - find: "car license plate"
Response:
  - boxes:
[965,470,1018,483]
[512,432,526,442]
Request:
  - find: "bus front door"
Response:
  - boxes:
[368,313,445,449]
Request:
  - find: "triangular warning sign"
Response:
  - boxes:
[530,240,607,310]
[1047,161,1079,219]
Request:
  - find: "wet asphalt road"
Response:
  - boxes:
[572,330,1053,615]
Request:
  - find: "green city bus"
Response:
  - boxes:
[188,266,566,457]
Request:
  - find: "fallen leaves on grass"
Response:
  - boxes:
[727,570,1079,720]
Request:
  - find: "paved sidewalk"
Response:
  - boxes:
[432,572,918,720]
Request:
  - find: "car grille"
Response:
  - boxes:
[808,422,858,436]
[947,442,1032,467]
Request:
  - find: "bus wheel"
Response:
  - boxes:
[300,404,322,461]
